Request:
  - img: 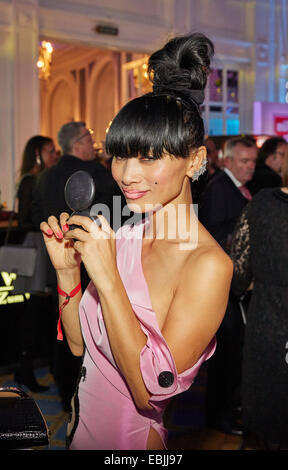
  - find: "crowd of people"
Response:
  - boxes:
[197,134,288,450]
[9,32,288,450]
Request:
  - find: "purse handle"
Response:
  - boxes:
[0,386,28,398]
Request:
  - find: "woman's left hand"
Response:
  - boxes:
[64,214,117,290]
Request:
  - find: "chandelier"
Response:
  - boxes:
[37,41,53,80]
[133,59,152,95]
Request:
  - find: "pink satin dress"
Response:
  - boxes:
[68,221,216,450]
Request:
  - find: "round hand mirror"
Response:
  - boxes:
[64,170,95,212]
[64,170,96,232]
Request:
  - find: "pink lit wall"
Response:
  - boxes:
[254,101,288,141]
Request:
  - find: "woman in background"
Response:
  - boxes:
[229,145,288,449]
[18,136,58,230]
[15,135,58,392]
[246,136,286,196]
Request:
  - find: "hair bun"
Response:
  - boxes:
[148,32,214,105]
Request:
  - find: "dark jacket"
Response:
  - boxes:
[17,174,37,231]
[199,170,248,249]
[246,163,282,196]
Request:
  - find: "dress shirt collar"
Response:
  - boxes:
[223,168,242,188]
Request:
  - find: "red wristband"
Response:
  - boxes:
[57,282,81,341]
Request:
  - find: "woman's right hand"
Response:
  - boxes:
[40,212,81,272]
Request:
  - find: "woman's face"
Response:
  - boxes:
[111,152,193,213]
[41,141,58,168]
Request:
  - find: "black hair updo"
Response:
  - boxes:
[105,32,214,160]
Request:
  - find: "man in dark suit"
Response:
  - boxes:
[199,137,257,435]
[32,121,125,411]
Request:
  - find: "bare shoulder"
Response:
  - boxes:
[194,244,233,271]
[179,243,233,288]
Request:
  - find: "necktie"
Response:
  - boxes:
[239,185,252,200]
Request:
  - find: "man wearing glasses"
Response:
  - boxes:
[247,136,287,195]
[32,121,125,412]
[71,126,96,161]
[32,121,122,223]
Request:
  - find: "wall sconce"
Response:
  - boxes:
[37,40,53,80]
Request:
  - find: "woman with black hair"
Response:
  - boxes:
[247,136,287,196]
[15,135,57,392]
[40,33,233,450]
[229,148,288,449]
[18,135,58,231]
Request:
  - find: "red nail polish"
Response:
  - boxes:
[56,232,63,239]
[46,228,53,235]
[63,224,69,232]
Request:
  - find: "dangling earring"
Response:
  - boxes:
[36,154,41,166]
[192,159,207,181]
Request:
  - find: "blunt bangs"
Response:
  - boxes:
[105,94,203,159]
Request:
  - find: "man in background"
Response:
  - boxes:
[200,137,257,249]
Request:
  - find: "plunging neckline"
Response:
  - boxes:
[138,220,174,335]
[138,221,158,321]
[120,220,166,336]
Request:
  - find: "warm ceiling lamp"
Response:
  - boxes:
[37,40,53,80]
[133,57,152,95]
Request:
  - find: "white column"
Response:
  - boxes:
[268,0,276,101]
[252,0,281,103]
[13,0,40,177]
[0,23,15,210]
[278,0,288,102]
[0,0,40,209]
